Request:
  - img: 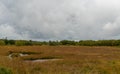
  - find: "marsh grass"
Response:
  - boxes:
[0,46,120,74]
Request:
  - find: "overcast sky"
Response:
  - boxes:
[0,0,120,40]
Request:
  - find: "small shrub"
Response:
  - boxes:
[0,40,5,45]
[0,67,12,74]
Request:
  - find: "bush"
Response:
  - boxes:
[60,40,76,45]
[0,66,12,74]
[15,40,32,46]
[0,40,5,45]
[8,40,15,45]
[49,41,59,46]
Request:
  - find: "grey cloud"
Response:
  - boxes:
[0,0,120,40]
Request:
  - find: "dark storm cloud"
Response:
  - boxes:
[0,0,120,40]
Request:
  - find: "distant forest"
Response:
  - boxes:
[1,38,120,46]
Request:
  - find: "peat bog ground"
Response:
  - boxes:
[0,46,120,74]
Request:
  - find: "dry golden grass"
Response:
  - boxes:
[0,46,120,74]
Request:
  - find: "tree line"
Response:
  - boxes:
[1,39,120,46]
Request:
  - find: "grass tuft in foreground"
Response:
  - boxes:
[0,66,12,74]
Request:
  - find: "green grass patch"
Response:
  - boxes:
[0,66,12,74]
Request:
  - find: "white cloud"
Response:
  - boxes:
[102,16,120,37]
[0,0,120,40]
[0,24,23,39]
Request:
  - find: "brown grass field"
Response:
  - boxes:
[0,46,120,74]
